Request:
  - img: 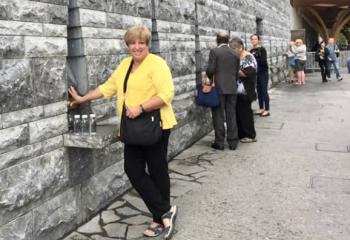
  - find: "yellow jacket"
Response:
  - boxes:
[98,54,177,129]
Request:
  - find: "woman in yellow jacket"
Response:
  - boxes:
[69,26,177,239]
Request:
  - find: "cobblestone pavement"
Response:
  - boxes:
[64,70,350,240]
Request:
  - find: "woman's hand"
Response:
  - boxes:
[126,105,143,119]
[68,86,84,104]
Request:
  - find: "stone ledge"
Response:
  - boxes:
[63,125,119,149]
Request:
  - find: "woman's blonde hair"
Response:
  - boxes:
[124,25,151,46]
[295,39,303,45]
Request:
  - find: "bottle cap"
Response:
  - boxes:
[90,114,96,117]
[74,115,80,118]
[82,115,88,118]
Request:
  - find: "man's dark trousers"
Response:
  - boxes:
[211,94,238,147]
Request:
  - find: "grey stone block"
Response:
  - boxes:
[0,212,33,240]
[86,55,122,87]
[0,148,69,226]
[32,188,80,240]
[81,160,130,216]
[106,0,152,18]
[43,101,67,117]
[106,13,151,30]
[29,114,68,144]
[159,39,195,53]
[161,52,196,77]
[92,141,123,173]
[29,0,68,5]
[46,4,67,25]
[84,38,124,56]
[155,0,195,24]
[43,24,67,37]
[173,74,196,95]
[67,147,93,185]
[75,0,107,11]
[63,131,116,149]
[0,124,29,155]
[157,20,194,35]
[0,20,42,36]
[0,36,25,58]
[90,101,116,120]
[24,36,67,57]
[79,8,106,28]
[81,27,125,39]
[168,111,211,159]
[0,0,46,22]
[31,57,67,105]
[0,136,63,171]
[2,106,44,129]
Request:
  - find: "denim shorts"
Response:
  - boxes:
[295,59,305,71]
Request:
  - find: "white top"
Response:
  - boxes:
[292,45,307,61]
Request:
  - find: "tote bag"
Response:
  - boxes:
[195,83,220,108]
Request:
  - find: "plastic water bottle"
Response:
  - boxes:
[73,115,81,134]
[81,115,89,135]
[89,114,96,135]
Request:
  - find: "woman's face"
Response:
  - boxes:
[231,45,243,55]
[128,39,149,62]
[321,42,325,48]
[250,35,259,46]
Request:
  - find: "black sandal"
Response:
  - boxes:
[143,223,164,237]
[162,205,178,240]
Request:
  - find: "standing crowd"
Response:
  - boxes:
[287,37,344,84]
[206,32,270,150]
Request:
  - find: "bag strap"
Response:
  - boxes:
[123,59,134,94]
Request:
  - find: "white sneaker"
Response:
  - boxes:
[326,77,332,81]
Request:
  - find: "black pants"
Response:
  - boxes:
[124,130,171,224]
[211,94,239,146]
[318,61,327,82]
[236,95,256,139]
[256,70,270,111]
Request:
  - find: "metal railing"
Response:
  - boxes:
[306,50,350,70]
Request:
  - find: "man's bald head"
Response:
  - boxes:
[216,31,229,45]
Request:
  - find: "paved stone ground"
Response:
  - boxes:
[63,70,350,240]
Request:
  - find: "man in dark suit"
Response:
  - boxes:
[206,32,240,150]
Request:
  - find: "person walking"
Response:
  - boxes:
[206,31,240,150]
[229,37,257,143]
[291,39,306,85]
[326,38,343,81]
[347,56,350,74]
[68,25,178,239]
[250,34,270,117]
[315,40,330,83]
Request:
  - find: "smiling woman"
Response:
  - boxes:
[68,25,178,240]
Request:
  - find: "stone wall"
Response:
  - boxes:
[0,0,291,239]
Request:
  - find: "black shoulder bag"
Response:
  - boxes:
[119,60,162,145]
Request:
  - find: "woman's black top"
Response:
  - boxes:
[315,47,329,62]
[250,46,268,72]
